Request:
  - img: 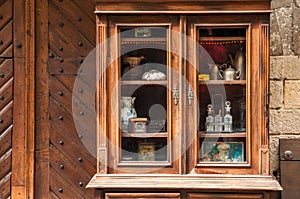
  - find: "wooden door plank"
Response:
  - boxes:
[49,26,80,60]
[0,77,13,110]
[0,0,12,29]
[0,172,11,199]
[0,125,11,157]
[0,101,12,133]
[0,59,13,88]
[74,0,96,22]
[49,191,60,199]
[49,125,96,178]
[49,93,96,143]
[50,145,94,198]
[0,21,12,56]
[51,0,95,45]
[50,167,87,199]
[34,0,50,197]
[0,149,11,180]
[55,75,95,109]
[49,98,96,165]
[0,44,12,58]
[49,1,94,55]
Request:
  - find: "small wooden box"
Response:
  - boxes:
[138,142,155,161]
[198,74,210,81]
[129,118,147,133]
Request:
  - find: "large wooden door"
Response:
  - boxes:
[35,0,97,198]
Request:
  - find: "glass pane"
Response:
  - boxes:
[119,26,169,164]
[197,27,248,164]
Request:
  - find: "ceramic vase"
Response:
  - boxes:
[120,96,137,132]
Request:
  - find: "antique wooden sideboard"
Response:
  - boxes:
[87,0,282,198]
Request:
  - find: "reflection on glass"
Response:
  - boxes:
[119,26,169,163]
[198,27,248,164]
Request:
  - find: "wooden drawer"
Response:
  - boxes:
[187,193,263,199]
[105,193,180,199]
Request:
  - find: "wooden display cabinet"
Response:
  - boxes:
[88,0,282,198]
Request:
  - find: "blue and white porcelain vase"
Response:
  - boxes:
[120,96,137,132]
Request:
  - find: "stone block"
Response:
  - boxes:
[284,80,300,108]
[270,56,284,79]
[270,80,283,109]
[282,56,300,79]
[293,7,300,55]
[270,12,283,56]
[270,56,300,80]
[271,0,294,9]
[269,135,280,173]
[270,110,300,134]
[274,6,294,55]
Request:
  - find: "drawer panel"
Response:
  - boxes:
[187,193,263,199]
[105,193,180,199]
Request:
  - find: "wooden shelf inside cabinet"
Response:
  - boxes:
[122,132,168,138]
[121,80,168,85]
[199,132,246,138]
[199,80,246,85]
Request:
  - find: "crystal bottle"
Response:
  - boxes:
[224,101,233,132]
[206,104,214,132]
[214,109,223,132]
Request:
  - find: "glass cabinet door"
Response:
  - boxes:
[119,26,170,164]
[197,26,248,164]
[104,15,181,173]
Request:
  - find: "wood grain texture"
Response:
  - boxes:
[34,0,50,197]
[11,0,35,198]
[88,174,282,191]
[280,161,300,199]
[0,1,13,198]
[280,139,300,160]
[47,0,97,198]
[106,192,181,199]
[95,1,271,13]
[187,193,263,199]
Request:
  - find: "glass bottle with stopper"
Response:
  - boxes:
[214,109,223,132]
[206,104,214,132]
[224,101,233,132]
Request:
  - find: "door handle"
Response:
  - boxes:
[172,86,179,105]
[187,86,194,105]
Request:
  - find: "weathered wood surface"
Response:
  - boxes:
[46,0,97,198]
[88,174,282,191]
[0,0,12,198]
[280,139,300,199]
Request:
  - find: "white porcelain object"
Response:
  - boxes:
[120,96,137,132]
[141,69,167,81]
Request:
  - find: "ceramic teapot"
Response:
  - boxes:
[219,65,241,80]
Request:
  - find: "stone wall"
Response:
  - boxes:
[270,0,300,174]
